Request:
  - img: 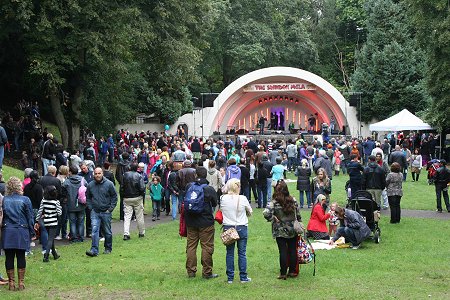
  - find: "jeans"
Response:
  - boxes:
[69,211,85,242]
[240,186,250,200]
[257,185,268,208]
[341,159,349,174]
[435,185,450,211]
[90,210,112,255]
[152,200,161,218]
[299,190,311,207]
[335,226,358,246]
[164,188,171,213]
[98,152,107,165]
[171,194,178,220]
[0,145,4,170]
[45,226,58,256]
[266,178,272,202]
[108,147,114,163]
[41,158,55,176]
[58,203,68,237]
[34,208,48,251]
[224,225,248,281]
[287,157,296,171]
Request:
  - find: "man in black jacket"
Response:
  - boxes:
[85,167,117,257]
[389,145,407,174]
[239,161,250,200]
[434,159,450,212]
[185,167,218,279]
[362,155,386,208]
[121,163,145,240]
[115,152,131,220]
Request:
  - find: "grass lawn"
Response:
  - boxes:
[1,165,448,299]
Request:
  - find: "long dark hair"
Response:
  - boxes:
[27,170,40,189]
[273,180,295,213]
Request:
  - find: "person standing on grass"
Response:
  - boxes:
[295,159,312,208]
[122,163,146,240]
[263,180,303,280]
[433,159,450,213]
[85,167,117,257]
[220,178,252,284]
[166,161,180,220]
[78,163,94,238]
[149,176,163,221]
[386,163,403,223]
[185,166,218,279]
[362,155,386,209]
[347,154,364,198]
[36,186,62,262]
[62,165,87,243]
[2,177,34,291]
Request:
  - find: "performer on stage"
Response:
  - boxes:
[308,114,316,133]
[274,113,279,130]
[279,112,284,131]
[259,114,267,135]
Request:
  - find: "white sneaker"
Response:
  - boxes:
[41,250,46,255]
[100,237,105,242]
[240,277,252,283]
[30,242,36,247]
[55,235,62,240]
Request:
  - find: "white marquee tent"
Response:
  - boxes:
[369,109,433,131]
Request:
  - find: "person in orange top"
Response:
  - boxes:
[306,194,331,240]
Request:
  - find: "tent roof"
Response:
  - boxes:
[369,109,433,131]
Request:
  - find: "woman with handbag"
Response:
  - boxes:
[220,178,252,284]
[263,180,303,280]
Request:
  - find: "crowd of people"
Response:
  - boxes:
[0,121,449,288]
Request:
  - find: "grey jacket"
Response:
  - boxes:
[62,175,86,212]
[86,177,118,213]
[386,172,403,197]
[340,209,371,245]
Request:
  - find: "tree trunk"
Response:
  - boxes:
[49,89,69,149]
[70,84,83,151]
[222,54,233,88]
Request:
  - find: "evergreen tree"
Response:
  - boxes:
[351,0,429,123]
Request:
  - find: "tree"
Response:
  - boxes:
[408,0,450,131]
[351,0,429,123]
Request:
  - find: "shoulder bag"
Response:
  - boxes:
[220,195,240,245]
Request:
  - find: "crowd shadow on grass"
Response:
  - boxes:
[48,287,146,300]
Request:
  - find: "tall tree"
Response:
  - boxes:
[408,0,450,131]
[351,0,429,123]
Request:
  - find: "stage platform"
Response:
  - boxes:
[211,133,349,143]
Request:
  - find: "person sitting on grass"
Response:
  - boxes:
[328,206,371,249]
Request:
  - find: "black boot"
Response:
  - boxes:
[52,249,60,260]
[43,253,49,263]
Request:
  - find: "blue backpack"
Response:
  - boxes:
[184,182,208,214]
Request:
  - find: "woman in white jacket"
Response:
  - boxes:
[220,178,253,284]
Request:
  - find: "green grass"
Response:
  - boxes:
[41,120,62,144]
[1,165,448,299]
[1,211,449,299]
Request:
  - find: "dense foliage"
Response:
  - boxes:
[0,0,448,147]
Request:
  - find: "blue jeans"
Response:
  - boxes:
[171,194,178,220]
[0,145,4,170]
[299,191,311,207]
[287,157,296,171]
[257,186,268,208]
[266,178,272,202]
[90,210,112,254]
[224,225,248,281]
[58,204,68,237]
[335,227,358,246]
[69,211,85,241]
[240,186,250,200]
[41,158,54,176]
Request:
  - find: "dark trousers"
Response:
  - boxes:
[388,195,402,223]
[248,179,258,203]
[119,192,125,220]
[58,204,68,237]
[45,225,59,256]
[164,188,171,214]
[85,207,92,236]
[257,185,267,208]
[276,237,297,276]
[5,249,26,270]
[152,200,161,218]
[435,185,450,211]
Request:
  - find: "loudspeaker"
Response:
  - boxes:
[349,94,359,107]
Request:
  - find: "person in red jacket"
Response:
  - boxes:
[306,194,331,240]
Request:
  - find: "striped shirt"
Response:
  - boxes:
[36,199,62,227]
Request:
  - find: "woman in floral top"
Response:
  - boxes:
[263,180,303,280]
[386,162,403,223]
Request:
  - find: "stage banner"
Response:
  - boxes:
[243,83,316,92]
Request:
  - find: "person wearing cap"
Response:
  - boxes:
[433,159,450,213]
